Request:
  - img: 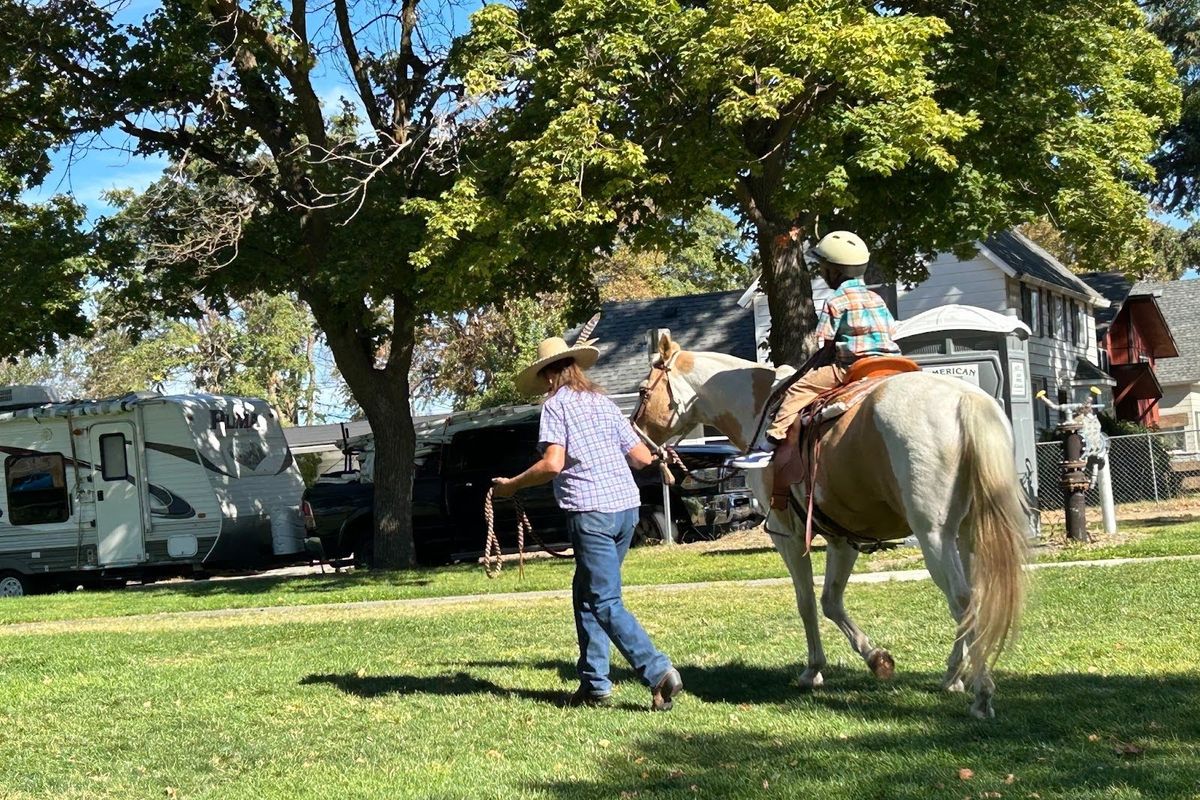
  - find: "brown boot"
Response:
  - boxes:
[651,669,684,712]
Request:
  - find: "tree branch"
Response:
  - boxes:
[333,0,386,134]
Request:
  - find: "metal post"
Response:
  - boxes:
[1061,421,1089,542]
[1097,459,1117,536]
[661,478,674,545]
[1148,435,1160,502]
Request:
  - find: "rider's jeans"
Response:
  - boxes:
[768,364,846,442]
[568,508,673,697]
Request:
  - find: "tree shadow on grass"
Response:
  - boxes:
[298,671,645,710]
[526,669,1200,799]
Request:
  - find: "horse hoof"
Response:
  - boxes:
[970,698,995,719]
[943,677,966,694]
[867,649,895,680]
[794,670,824,692]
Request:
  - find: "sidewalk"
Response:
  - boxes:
[5,553,1199,636]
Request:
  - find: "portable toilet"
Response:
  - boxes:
[893,306,1039,516]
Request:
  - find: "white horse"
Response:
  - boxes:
[635,333,1027,718]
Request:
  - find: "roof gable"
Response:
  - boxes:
[983,230,1104,302]
[567,290,757,394]
[1130,279,1200,385]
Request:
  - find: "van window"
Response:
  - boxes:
[448,426,540,473]
[5,453,71,525]
[100,434,129,481]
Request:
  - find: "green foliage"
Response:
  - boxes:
[0,197,94,358]
[456,0,1180,355]
[1022,216,1200,278]
[1146,0,1200,213]
[412,209,747,410]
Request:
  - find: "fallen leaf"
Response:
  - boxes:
[1087,734,1101,743]
[690,785,699,793]
[762,779,770,789]
[485,750,503,760]
[640,771,649,780]
[634,756,646,765]
[355,668,366,678]
[958,768,975,781]
[1149,721,1160,730]
[1113,742,1144,758]
[598,739,610,749]
[1087,666,1098,674]
[143,700,152,708]
[1004,775,1016,785]
[981,792,1002,799]
[164,789,178,799]
[669,769,684,779]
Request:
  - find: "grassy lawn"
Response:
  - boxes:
[1,520,1198,626]
[1,559,1197,799]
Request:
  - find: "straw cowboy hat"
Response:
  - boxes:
[515,336,600,396]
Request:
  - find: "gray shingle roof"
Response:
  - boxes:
[567,290,757,394]
[1078,271,1132,335]
[985,230,1100,300]
[1130,279,1200,385]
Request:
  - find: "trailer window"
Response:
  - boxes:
[4,453,71,525]
[99,434,129,481]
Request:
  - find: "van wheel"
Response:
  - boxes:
[633,509,676,547]
[0,571,31,598]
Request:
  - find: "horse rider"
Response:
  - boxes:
[491,336,685,711]
[731,230,901,469]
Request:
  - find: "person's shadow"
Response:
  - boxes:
[299,670,645,710]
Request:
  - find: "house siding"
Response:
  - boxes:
[1160,384,1200,451]
[896,253,1009,317]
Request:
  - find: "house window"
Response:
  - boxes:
[4,453,71,526]
[1020,285,1039,331]
[1053,295,1066,341]
[1076,303,1088,347]
[1065,299,1075,345]
[1040,290,1054,338]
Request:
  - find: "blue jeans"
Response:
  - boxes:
[568,508,673,696]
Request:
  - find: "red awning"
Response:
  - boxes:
[1110,362,1164,403]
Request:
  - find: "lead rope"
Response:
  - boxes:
[483,489,572,579]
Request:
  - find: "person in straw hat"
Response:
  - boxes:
[492,334,684,711]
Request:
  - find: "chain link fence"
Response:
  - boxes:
[1036,429,1200,515]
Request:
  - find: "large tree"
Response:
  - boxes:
[1146,0,1200,213]
[3,0,588,567]
[460,0,1179,365]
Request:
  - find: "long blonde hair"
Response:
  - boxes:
[540,358,604,396]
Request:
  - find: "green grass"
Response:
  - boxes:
[1,560,1197,799]
[2,520,1199,627]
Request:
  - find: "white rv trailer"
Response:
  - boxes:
[0,386,305,596]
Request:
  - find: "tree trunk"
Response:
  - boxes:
[309,302,419,570]
[757,221,819,368]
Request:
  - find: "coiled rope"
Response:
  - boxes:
[483,488,572,579]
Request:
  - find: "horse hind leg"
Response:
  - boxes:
[909,505,992,715]
[820,537,895,679]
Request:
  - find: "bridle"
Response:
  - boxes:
[629,350,688,484]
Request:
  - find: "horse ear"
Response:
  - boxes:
[657,331,673,360]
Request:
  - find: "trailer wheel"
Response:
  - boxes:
[0,571,31,598]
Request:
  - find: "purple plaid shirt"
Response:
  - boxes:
[539,387,642,513]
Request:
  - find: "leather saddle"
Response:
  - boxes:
[770,355,920,514]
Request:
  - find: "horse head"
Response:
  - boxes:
[631,332,702,444]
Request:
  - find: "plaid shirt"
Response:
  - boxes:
[816,278,901,367]
[539,387,642,513]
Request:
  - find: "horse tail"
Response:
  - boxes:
[957,390,1028,682]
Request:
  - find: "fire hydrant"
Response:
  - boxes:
[1037,388,1103,543]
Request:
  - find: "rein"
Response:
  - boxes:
[482,488,573,580]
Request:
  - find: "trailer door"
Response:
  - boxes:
[90,422,146,565]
